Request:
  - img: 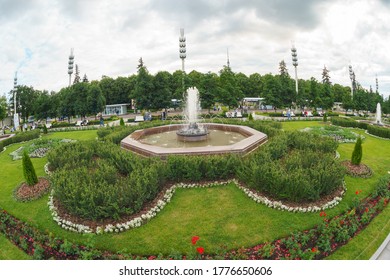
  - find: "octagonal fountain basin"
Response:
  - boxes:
[120,123,267,158]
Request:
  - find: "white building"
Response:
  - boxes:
[103,104,130,116]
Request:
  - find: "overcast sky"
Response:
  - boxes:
[1,0,390,99]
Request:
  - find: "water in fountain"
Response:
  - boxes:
[376,102,383,125]
[176,87,208,141]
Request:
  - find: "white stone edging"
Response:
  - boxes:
[47,178,346,234]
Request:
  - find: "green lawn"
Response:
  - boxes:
[0,125,389,259]
[0,234,32,260]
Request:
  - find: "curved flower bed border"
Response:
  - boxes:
[0,179,388,260]
[13,177,50,202]
[47,177,346,234]
[341,161,373,178]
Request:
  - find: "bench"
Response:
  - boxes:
[134,115,144,122]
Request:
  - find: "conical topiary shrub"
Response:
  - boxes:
[22,150,38,186]
[351,137,363,165]
[119,118,125,126]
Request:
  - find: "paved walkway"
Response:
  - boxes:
[370,233,390,260]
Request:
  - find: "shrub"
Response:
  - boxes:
[43,125,48,134]
[237,132,344,202]
[2,130,40,147]
[119,118,125,126]
[323,113,328,123]
[22,151,38,186]
[367,125,390,139]
[351,137,362,165]
[248,112,254,121]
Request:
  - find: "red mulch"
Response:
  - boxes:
[341,160,373,178]
[15,178,50,202]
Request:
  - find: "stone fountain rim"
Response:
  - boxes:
[120,123,268,158]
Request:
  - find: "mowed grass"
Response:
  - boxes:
[0,125,389,259]
[0,234,32,260]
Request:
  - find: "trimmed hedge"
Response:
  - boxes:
[367,125,390,139]
[331,117,390,139]
[237,131,344,202]
[331,117,368,129]
[0,130,40,152]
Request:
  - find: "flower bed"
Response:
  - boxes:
[1,175,388,260]
[46,179,346,234]
[301,126,363,143]
[341,161,373,178]
[13,178,50,202]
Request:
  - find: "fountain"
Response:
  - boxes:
[375,102,383,126]
[120,90,267,158]
[176,87,209,142]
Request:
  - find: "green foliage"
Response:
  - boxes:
[331,117,368,130]
[351,137,363,165]
[248,113,254,121]
[1,130,40,148]
[43,124,48,134]
[238,131,344,202]
[119,118,125,126]
[367,125,390,139]
[323,113,328,123]
[22,151,38,186]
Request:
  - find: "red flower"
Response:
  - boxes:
[365,207,369,213]
[196,247,204,254]
[355,190,359,195]
[191,236,200,245]
[311,247,318,253]
[319,211,327,217]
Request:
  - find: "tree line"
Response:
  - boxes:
[3,58,389,123]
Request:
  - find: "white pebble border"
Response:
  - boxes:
[46,172,346,234]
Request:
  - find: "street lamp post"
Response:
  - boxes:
[179,28,186,95]
[13,72,19,131]
[349,65,354,100]
[68,48,74,87]
[291,44,299,96]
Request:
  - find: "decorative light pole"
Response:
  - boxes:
[291,43,298,96]
[13,72,19,130]
[349,65,355,99]
[68,48,75,87]
[375,74,379,94]
[179,28,186,95]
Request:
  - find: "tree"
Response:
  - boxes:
[151,71,172,110]
[72,82,90,118]
[82,74,89,83]
[99,76,115,105]
[279,60,289,77]
[73,64,81,84]
[0,96,7,126]
[199,72,218,112]
[321,65,331,85]
[351,137,363,165]
[33,91,51,122]
[217,66,243,108]
[132,57,154,110]
[87,83,105,118]
[22,150,38,186]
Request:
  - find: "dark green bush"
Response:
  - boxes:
[2,130,40,147]
[22,151,38,186]
[351,137,363,165]
[43,125,48,134]
[237,132,344,202]
[119,118,125,126]
[367,125,390,139]
[331,117,368,130]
